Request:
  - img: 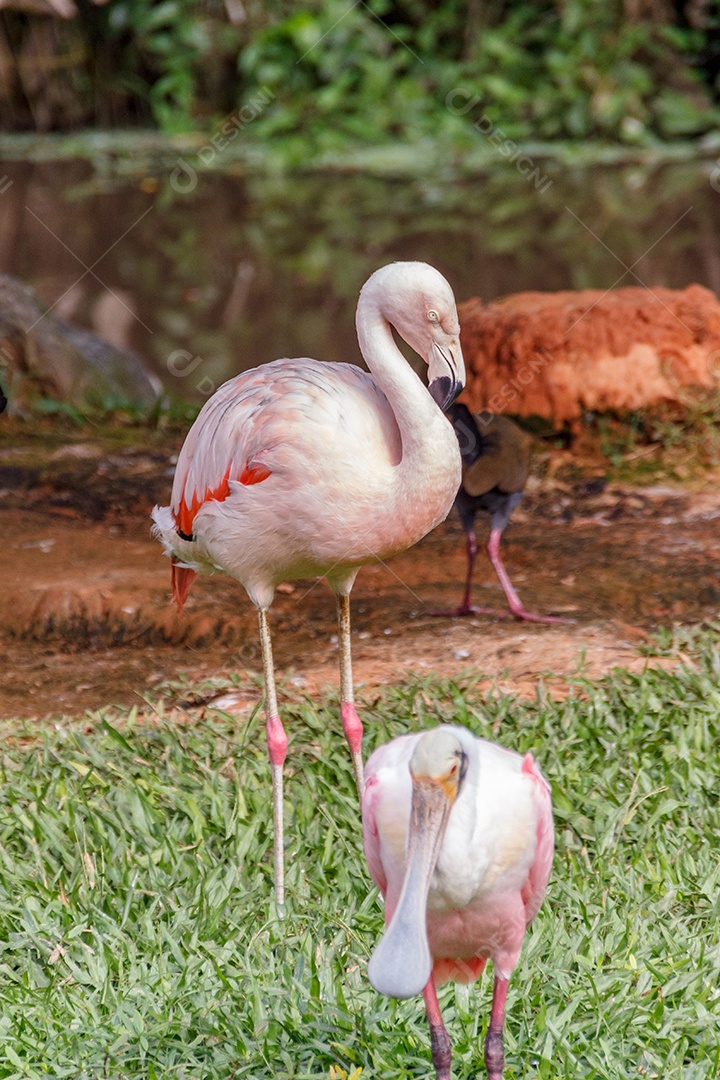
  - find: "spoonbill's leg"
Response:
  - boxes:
[484,975,509,1080]
[487,527,570,624]
[258,607,288,907]
[423,977,451,1080]
[336,593,364,800]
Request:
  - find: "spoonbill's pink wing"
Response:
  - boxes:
[361,772,389,897]
[520,752,554,925]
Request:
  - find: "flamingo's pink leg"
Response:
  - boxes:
[485,975,509,1080]
[336,593,364,800]
[258,608,288,907]
[423,977,451,1080]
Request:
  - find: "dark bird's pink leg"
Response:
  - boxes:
[487,528,569,624]
[458,527,478,613]
[485,976,508,1080]
[428,528,491,617]
[423,977,452,1080]
[431,526,570,621]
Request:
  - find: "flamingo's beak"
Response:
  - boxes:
[367,777,454,999]
[428,339,465,410]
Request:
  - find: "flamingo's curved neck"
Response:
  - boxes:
[356,292,444,465]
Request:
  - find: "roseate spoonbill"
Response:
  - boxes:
[363,724,553,1080]
[434,403,562,622]
[152,262,465,905]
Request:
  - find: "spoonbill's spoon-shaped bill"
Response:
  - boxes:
[368,729,465,998]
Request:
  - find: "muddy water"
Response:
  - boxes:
[1,159,720,402]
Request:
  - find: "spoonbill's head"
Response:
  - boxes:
[367,727,468,1000]
[410,726,469,800]
[362,262,466,411]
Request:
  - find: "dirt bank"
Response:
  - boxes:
[4,424,718,719]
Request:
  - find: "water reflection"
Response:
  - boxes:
[0,158,719,401]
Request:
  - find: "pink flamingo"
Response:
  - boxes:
[153,262,465,905]
[363,725,553,1080]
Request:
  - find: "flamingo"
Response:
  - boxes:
[434,403,564,622]
[362,724,553,1080]
[152,262,465,905]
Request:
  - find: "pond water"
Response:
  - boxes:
[1,156,720,401]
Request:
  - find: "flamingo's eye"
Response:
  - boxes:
[427,309,439,323]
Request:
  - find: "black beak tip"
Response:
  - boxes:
[429,376,463,411]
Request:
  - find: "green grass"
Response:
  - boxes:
[1,634,720,1078]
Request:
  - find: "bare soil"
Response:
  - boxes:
[3,426,719,720]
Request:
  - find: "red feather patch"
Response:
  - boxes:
[175,457,272,536]
[239,459,272,485]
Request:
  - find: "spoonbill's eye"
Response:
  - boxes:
[449,762,458,776]
[427,309,439,323]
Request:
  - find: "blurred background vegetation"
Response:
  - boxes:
[0,0,719,148]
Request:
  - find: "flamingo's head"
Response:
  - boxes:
[361,262,466,410]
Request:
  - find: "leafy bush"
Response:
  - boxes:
[2,0,718,144]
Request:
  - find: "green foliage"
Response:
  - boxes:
[589,392,720,484]
[98,0,246,130]
[48,0,720,146]
[1,632,720,1075]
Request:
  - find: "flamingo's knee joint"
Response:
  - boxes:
[266,714,288,766]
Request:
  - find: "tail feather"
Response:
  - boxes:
[433,956,486,987]
[171,560,197,615]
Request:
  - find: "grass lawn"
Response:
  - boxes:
[1,630,719,1079]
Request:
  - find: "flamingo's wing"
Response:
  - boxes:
[170,358,397,538]
[520,752,554,926]
[170,366,279,537]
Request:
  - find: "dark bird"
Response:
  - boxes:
[435,402,562,623]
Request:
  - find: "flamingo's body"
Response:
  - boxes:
[153,262,465,905]
[363,725,553,1080]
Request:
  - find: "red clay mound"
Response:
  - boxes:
[458,284,720,426]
